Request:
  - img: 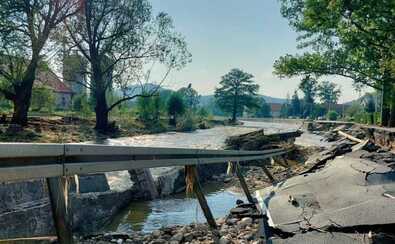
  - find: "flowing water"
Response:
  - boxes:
[101,120,320,233]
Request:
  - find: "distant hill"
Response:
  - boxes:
[199,94,287,106]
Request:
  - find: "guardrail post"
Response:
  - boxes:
[47,176,73,244]
[188,165,217,229]
[235,162,255,204]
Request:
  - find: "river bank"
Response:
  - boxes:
[0,116,223,143]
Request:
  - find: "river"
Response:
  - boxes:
[100,120,321,233]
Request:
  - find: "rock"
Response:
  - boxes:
[152,230,161,238]
[116,238,123,244]
[219,236,231,244]
[171,232,183,242]
[237,217,253,228]
[183,232,194,242]
[226,218,239,225]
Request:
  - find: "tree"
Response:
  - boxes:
[137,93,163,127]
[317,81,341,110]
[0,0,79,125]
[298,76,317,118]
[363,94,376,124]
[167,92,185,126]
[214,68,259,122]
[253,98,271,118]
[30,86,55,112]
[290,91,301,117]
[64,0,191,131]
[178,84,201,111]
[274,0,395,126]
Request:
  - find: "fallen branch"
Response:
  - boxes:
[338,130,364,143]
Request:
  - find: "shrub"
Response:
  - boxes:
[326,110,339,121]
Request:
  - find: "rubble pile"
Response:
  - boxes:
[79,201,265,244]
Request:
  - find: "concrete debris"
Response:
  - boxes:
[256,123,395,243]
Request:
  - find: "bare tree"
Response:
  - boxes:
[63,0,191,132]
[0,0,79,125]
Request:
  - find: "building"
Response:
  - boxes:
[269,103,283,117]
[35,69,73,110]
[63,53,88,95]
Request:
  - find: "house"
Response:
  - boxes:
[268,103,283,117]
[35,69,73,110]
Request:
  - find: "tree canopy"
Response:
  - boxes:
[214,68,259,122]
[274,0,395,126]
[0,0,79,125]
[63,0,191,131]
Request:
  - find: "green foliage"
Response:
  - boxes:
[253,98,272,118]
[136,94,163,128]
[30,86,55,112]
[73,94,93,116]
[178,84,201,111]
[177,112,197,132]
[317,81,341,106]
[290,91,301,117]
[167,92,186,125]
[197,107,209,120]
[326,110,339,121]
[214,68,259,122]
[299,76,318,117]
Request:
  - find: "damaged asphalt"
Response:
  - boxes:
[256,126,395,244]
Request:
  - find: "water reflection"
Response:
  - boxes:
[106,184,245,233]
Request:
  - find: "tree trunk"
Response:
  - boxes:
[10,62,36,126]
[389,85,395,127]
[11,95,31,126]
[95,91,109,132]
[381,81,391,127]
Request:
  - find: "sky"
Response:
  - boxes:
[150,0,365,103]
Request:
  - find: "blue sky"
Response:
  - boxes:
[150,0,363,103]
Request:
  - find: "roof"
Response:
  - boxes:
[35,69,72,94]
[269,103,283,112]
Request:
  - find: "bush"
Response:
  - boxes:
[326,110,339,121]
[176,112,197,132]
[31,86,55,112]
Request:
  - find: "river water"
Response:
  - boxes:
[101,120,320,233]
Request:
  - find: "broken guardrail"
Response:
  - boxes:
[0,143,290,244]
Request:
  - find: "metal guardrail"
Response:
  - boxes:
[0,142,290,244]
[0,143,287,182]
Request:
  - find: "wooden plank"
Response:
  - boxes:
[235,162,255,204]
[189,165,217,229]
[338,131,364,143]
[46,177,73,244]
[262,163,276,184]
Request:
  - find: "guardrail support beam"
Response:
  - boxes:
[189,165,217,229]
[235,162,255,204]
[47,177,73,244]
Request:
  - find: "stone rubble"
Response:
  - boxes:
[79,201,265,244]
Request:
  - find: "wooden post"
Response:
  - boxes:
[262,159,276,184]
[47,177,73,244]
[189,166,217,229]
[235,162,255,204]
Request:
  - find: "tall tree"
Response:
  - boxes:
[178,83,200,111]
[290,91,301,117]
[298,76,317,118]
[274,0,395,126]
[167,92,185,126]
[64,0,191,131]
[317,81,341,110]
[214,68,259,123]
[0,0,79,125]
